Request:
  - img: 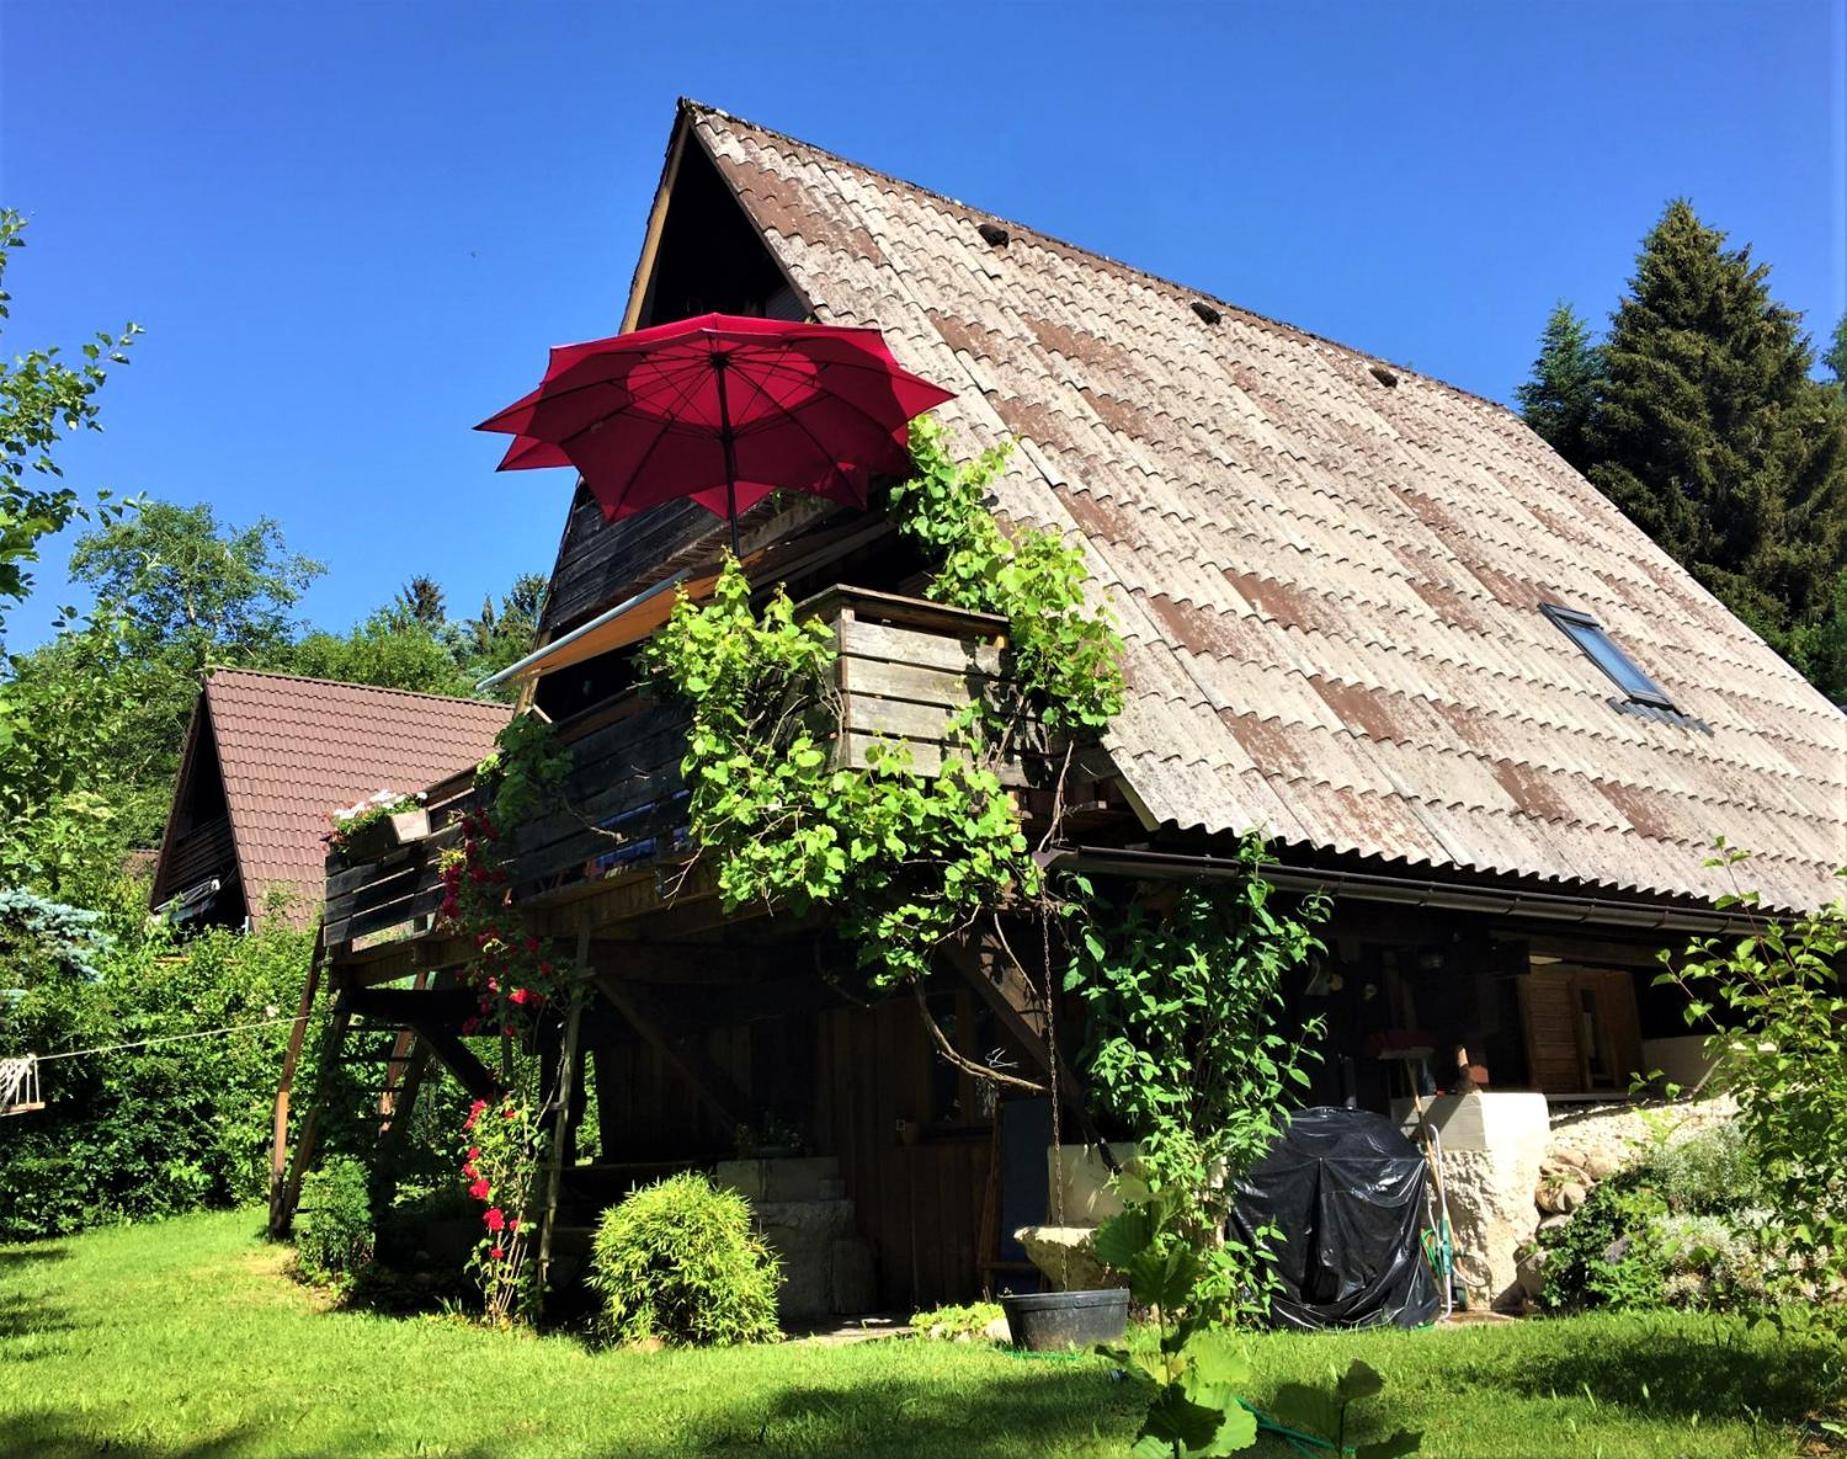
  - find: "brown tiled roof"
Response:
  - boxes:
[689,102,1847,912]
[200,669,508,923]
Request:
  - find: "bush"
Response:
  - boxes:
[1541,1126,1790,1314]
[910,1300,1003,1341]
[587,1173,780,1346]
[1649,1125,1764,1215]
[1540,1176,1669,1311]
[0,881,320,1239]
[294,1156,374,1288]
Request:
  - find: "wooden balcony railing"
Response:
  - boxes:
[322,585,1024,959]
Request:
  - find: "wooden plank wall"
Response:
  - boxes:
[592,1026,751,1159]
[813,999,989,1310]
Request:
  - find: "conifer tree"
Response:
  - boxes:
[1584,200,1846,674]
[1515,303,1604,471]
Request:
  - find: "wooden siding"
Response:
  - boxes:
[159,814,236,897]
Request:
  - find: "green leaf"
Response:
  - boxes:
[1093,1205,1155,1270]
[1139,1388,1228,1455]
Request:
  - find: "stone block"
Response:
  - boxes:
[715,1156,843,1203]
[1013,1224,1125,1293]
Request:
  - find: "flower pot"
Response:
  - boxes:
[999,1287,1129,1352]
[338,808,430,863]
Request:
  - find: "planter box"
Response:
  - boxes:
[339,808,431,863]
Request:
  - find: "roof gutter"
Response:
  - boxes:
[1039,844,1755,937]
[477,570,690,691]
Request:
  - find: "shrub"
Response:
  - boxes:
[1540,1176,1670,1311]
[0,882,320,1239]
[293,1156,374,1289]
[910,1300,1003,1341]
[1649,1124,1764,1216]
[587,1173,780,1346]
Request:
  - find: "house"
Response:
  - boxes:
[298,101,1847,1313]
[150,668,510,930]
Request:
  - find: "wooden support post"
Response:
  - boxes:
[278,997,352,1236]
[268,938,325,1237]
[537,931,591,1305]
[374,1037,432,1193]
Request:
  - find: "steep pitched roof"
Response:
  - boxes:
[162,669,509,924]
[683,102,1846,912]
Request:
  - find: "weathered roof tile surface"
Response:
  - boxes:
[692,103,1847,911]
[203,669,508,922]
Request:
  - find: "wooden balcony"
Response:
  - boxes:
[322,586,1035,965]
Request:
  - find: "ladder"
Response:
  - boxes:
[0,1055,42,1116]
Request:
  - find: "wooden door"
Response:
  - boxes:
[1519,968,1644,1095]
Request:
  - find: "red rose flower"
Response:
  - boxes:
[467,1146,480,1161]
[490,1246,506,1261]
[508,1217,520,1232]
[509,987,529,1006]
[484,1207,506,1232]
[469,1178,491,1201]
[462,1161,478,1180]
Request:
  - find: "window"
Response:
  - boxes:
[1541,604,1674,709]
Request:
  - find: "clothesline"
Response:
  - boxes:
[30,1014,308,1064]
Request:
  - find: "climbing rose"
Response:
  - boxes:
[484,1207,506,1232]
[490,1246,506,1261]
[469,1178,491,1201]
[464,1098,488,1131]
[509,987,529,1006]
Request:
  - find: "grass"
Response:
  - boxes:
[0,1209,1841,1458]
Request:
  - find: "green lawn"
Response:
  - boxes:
[0,1209,1840,1459]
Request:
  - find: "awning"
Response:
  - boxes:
[480,515,895,691]
[478,569,715,690]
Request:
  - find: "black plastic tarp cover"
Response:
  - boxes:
[1231,1106,1439,1330]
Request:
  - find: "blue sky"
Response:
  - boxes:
[2,1,1843,651]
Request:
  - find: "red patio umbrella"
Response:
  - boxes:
[477,313,955,554]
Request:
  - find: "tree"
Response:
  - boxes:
[458,572,546,687]
[289,611,474,697]
[1577,201,1847,690]
[1515,303,1603,471]
[68,500,324,676]
[1,503,327,881]
[395,575,446,630]
[0,210,140,644]
[1824,315,1847,389]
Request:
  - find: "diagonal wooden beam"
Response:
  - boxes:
[939,932,1112,1157]
[590,971,749,1131]
[408,1022,502,1103]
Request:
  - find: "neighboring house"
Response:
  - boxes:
[150,669,509,930]
[304,101,1847,1311]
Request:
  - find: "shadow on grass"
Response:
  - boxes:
[0,1413,258,1459]
[0,1242,73,1348]
[0,1242,70,1270]
[1505,1316,1841,1421]
[677,1356,1141,1459]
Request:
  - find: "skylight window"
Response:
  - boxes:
[1542,604,1674,709]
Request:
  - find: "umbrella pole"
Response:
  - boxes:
[714,356,741,559]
